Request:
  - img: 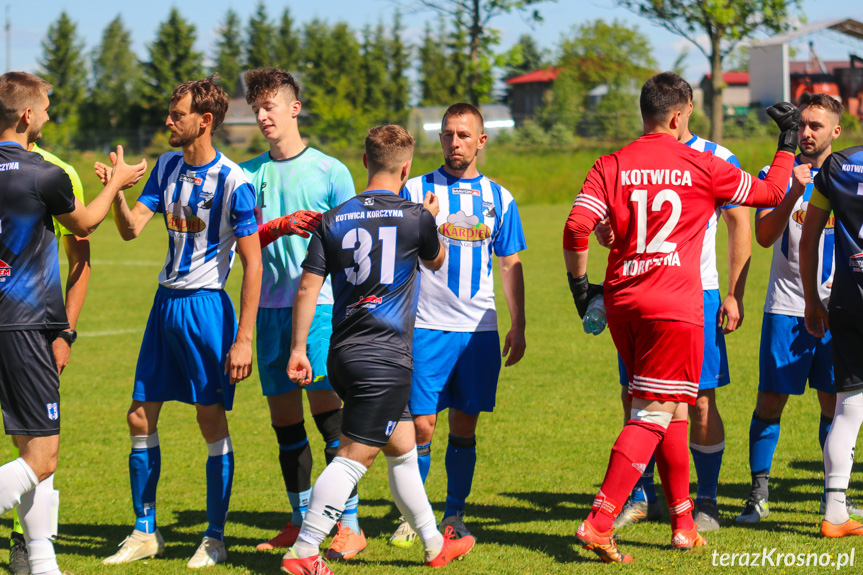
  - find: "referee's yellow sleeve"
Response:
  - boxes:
[809,187,831,211]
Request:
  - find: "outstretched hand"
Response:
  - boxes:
[94,146,147,190]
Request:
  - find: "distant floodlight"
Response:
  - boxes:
[423,122,440,131]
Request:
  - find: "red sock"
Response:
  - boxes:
[655,419,695,531]
[587,420,665,532]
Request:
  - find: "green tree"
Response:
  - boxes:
[408,0,556,105]
[616,0,801,142]
[542,19,655,138]
[246,1,275,69]
[360,23,389,122]
[301,20,364,145]
[143,8,203,125]
[89,15,142,131]
[213,9,244,97]
[275,7,301,71]
[502,34,548,79]
[39,11,86,143]
[385,10,411,121]
[418,18,456,105]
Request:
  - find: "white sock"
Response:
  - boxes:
[27,540,60,575]
[293,456,367,558]
[20,476,60,575]
[386,449,443,556]
[824,391,863,524]
[0,458,38,515]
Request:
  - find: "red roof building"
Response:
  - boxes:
[504,67,561,123]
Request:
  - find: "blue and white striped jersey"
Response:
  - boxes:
[137,150,257,290]
[758,157,834,315]
[401,168,526,332]
[685,134,741,291]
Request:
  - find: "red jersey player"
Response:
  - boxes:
[562,72,801,564]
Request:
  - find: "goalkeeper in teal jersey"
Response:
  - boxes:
[239,69,363,559]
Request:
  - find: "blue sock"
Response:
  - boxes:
[288,489,312,526]
[631,456,657,504]
[204,437,234,541]
[749,411,780,496]
[819,414,833,452]
[417,442,432,484]
[130,434,160,534]
[341,493,360,532]
[691,442,725,503]
[444,435,476,518]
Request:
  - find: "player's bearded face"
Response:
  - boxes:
[798,106,838,158]
[441,114,484,171]
[166,94,201,148]
[26,93,50,144]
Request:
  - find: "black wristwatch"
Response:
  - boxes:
[56,330,77,345]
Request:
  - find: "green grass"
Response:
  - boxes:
[9,145,862,574]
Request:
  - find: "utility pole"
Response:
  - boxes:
[5,5,10,72]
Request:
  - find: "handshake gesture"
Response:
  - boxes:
[93,145,147,190]
[766,102,801,154]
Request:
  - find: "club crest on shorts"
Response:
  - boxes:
[46,403,59,421]
[385,420,397,437]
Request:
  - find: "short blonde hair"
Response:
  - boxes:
[365,125,415,174]
[0,72,52,130]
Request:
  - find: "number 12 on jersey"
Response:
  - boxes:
[630,188,681,254]
[342,226,397,285]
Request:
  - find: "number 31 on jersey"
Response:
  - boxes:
[342,227,397,285]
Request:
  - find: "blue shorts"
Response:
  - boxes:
[257,305,333,396]
[759,312,834,395]
[619,289,730,390]
[409,329,501,416]
[134,287,237,410]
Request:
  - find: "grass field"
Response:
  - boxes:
[6,144,862,574]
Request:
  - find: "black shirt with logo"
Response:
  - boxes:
[303,191,440,367]
[0,142,75,331]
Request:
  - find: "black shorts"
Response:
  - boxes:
[829,309,863,393]
[327,346,412,448]
[0,330,61,436]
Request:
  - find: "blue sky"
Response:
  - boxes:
[5,0,863,83]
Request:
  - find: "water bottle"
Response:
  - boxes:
[582,294,607,335]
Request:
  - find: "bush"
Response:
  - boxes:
[145,130,172,157]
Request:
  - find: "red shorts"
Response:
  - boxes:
[609,319,703,405]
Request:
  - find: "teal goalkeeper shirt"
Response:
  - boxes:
[241,147,356,308]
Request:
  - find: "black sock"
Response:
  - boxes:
[313,409,343,465]
[274,422,313,493]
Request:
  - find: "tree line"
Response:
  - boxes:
[39,2,537,148]
[36,0,801,148]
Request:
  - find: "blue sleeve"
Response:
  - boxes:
[719,154,742,210]
[230,182,258,237]
[493,200,527,257]
[329,161,356,208]
[726,154,741,169]
[137,165,163,213]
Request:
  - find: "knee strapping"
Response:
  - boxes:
[752,410,781,425]
[629,409,673,429]
[448,435,476,449]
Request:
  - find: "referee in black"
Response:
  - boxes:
[0,71,146,574]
